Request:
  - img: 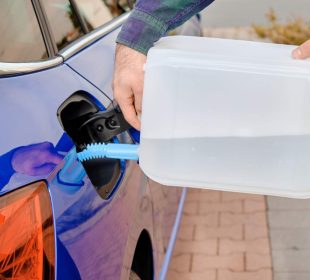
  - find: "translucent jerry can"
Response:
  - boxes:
[139,36,310,198]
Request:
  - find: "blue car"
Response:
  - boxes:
[0,1,201,280]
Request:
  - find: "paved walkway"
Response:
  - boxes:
[167,189,272,280]
[268,197,310,280]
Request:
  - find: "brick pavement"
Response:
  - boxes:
[268,197,310,280]
[167,189,272,280]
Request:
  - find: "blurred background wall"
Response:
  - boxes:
[201,0,310,27]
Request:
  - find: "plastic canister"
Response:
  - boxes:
[140,36,310,198]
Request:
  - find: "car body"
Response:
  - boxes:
[0,1,201,280]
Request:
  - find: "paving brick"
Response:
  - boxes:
[268,196,310,210]
[272,249,310,272]
[183,202,198,215]
[199,200,242,214]
[244,200,266,213]
[177,225,195,241]
[192,253,244,272]
[181,213,218,227]
[268,195,310,278]
[166,270,216,280]
[246,253,272,271]
[245,225,268,241]
[186,190,221,202]
[168,254,191,273]
[218,269,273,280]
[222,192,264,202]
[219,238,270,255]
[195,224,243,240]
[268,210,310,228]
[173,239,217,255]
[274,272,310,280]
[220,212,267,227]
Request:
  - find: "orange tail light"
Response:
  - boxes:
[0,181,55,279]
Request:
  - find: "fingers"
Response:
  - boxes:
[124,104,141,130]
[292,39,310,59]
[113,44,146,130]
[134,81,144,115]
[114,85,141,130]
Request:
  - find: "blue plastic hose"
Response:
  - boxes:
[77,143,139,162]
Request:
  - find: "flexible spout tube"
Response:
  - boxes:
[77,143,139,162]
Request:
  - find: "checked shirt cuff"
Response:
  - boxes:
[116,9,168,55]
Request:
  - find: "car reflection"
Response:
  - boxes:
[0,142,64,189]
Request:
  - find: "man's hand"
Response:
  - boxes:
[292,39,310,59]
[113,44,147,130]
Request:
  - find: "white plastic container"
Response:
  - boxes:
[140,36,310,198]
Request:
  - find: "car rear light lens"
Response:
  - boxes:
[0,181,55,279]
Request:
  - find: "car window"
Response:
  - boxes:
[0,0,47,63]
[74,0,131,31]
[43,0,84,50]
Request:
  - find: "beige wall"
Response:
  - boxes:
[201,0,310,27]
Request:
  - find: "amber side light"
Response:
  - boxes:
[0,181,55,279]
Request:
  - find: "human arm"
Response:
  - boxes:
[113,0,215,130]
[116,0,215,55]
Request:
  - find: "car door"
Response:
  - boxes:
[44,0,131,99]
[0,1,146,280]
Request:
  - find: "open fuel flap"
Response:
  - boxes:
[57,91,131,199]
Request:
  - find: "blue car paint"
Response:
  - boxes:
[0,64,104,195]
[0,25,184,280]
[64,29,118,100]
[57,148,85,191]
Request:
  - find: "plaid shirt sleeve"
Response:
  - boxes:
[116,0,215,55]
